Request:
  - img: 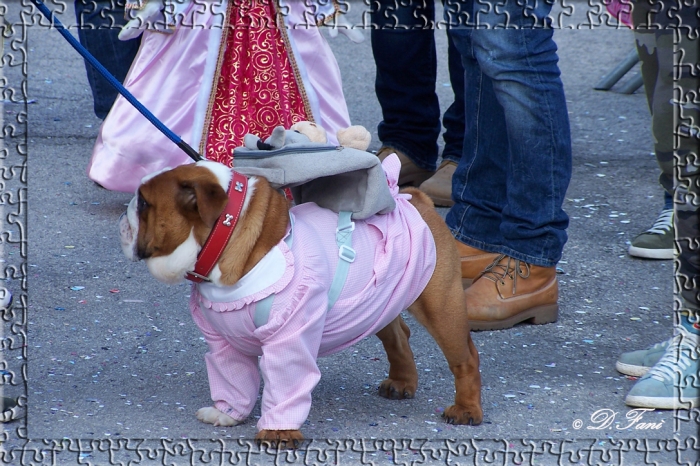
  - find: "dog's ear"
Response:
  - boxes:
[177,179,229,229]
[265,126,287,149]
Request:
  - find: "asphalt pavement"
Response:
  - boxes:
[1,1,698,465]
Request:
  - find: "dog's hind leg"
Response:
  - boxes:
[376,315,419,400]
[402,187,483,425]
[408,285,483,425]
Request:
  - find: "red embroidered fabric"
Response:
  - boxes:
[204,1,308,166]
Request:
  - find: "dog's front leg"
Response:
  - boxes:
[191,301,260,426]
[255,293,327,440]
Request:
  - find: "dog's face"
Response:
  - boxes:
[119,161,233,284]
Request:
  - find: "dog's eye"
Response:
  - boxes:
[137,195,150,213]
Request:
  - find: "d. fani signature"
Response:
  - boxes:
[573,408,664,431]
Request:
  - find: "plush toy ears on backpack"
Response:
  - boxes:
[243,126,314,151]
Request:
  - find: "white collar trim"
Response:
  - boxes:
[196,246,286,303]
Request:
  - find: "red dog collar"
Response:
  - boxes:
[186,171,248,283]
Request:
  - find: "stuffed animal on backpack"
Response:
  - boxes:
[291,121,372,151]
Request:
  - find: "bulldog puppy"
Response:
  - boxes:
[120,158,482,446]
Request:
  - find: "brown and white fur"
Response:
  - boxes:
[120,160,482,446]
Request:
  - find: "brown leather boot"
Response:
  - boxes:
[465,255,558,331]
[456,241,500,289]
[419,160,457,207]
[377,146,434,187]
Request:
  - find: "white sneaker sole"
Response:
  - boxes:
[627,245,674,260]
[615,361,652,377]
[625,394,699,410]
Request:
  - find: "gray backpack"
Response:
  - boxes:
[232,126,396,220]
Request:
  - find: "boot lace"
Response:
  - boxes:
[479,254,531,295]
[646,326,698,383]
[645,209,673,235]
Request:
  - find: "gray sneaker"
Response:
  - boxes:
[628,208,674,259]
[0,289,12,313]
[625,327,699,409]
[616,338,672,377]
[0,397,24,423]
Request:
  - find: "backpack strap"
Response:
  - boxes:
[253,214,294,328]
[252,211,355,328]
[327,211,355,311]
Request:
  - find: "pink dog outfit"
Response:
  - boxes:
[189,156,437,431]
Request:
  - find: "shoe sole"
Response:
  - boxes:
[615,361,651,377]
[399,172,434,188]
[0,406,22,423]
[469,304,558,331]
[625,394,699,410]
[426,195,454,208]
[627,246,673,260]
[1,293,12,320]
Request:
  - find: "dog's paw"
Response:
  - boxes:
[442,404,483,426]
[255,429,304,449]
[378,378,417,400]
[195,407,241,427]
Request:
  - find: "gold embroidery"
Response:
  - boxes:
[203,0,309,166]
[199,0,234,155]
[275,0,314,126]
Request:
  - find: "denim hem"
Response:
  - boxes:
[439,154,461,165]
[451,232,560,268]
[379,141,438,172]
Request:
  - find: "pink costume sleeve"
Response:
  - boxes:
[279,2,352,145]
[254,278,329,431]
[87,2,221,192]
[190,297,260,422]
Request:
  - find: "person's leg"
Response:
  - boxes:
[370,0,440,173]
[624,16,700,410]
[418,31,466,207]
[446,0,572,330]
[446,29,511,251]
[447,31,571,266]
[440,33,465,165]
[74,0,141,119]
[628,24,676,259]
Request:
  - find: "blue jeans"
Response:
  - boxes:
[74,0,141,119]
[371,0,464,171]
[444,0,572,268]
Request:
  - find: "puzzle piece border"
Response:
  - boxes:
[2,0,698,464]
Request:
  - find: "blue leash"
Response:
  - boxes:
[30,0,204,162]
